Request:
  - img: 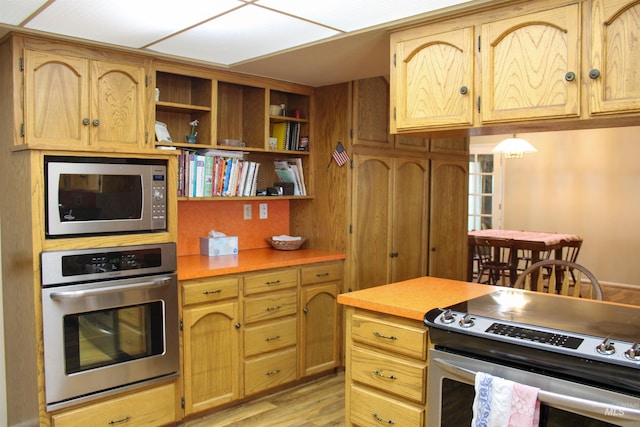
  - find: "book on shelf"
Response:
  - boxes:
[274,159,305,196]
[272,123,287,150]
[203,155,214,197]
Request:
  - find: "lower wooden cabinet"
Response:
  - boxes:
[180,260,343,419]
[345,307,429,427]
[51,383,176,427]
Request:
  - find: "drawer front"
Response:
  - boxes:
[351,347,426,403]
[182,276,239,306]
[244,347,297,395]
[350,384,424,427]
[52,383,175,427]
[300,262,342,285]
[244,291,297,324]
[244,269,298,295]
[244,316,297,357]
[351,314,427,360]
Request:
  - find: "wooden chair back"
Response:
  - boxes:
[513,259,602,300]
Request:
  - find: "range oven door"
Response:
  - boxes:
[428,348,640,427]
[41,273,179,410]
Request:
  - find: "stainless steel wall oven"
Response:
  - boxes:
[425,289,640,426]
[40,243,179,411]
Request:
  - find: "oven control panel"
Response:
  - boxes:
[425,307,640,369]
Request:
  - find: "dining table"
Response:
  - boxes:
[467,229,583,283]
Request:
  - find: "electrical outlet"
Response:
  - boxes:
[259,203,268,219]
[243,204,252,220]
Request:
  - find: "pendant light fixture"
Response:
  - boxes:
[492,134,537,159]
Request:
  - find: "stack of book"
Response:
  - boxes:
[272,122,302,151]
[178,149,261,198]
[274,158,306,196]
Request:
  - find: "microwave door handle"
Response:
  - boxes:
[48,277,173,300]
[432,357,640,424]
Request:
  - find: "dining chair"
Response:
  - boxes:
[474,237,517,286]
[513,259,603,300]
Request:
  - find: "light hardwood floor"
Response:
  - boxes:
[180,371,345,427]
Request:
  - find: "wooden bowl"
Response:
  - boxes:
[266,237,306,250]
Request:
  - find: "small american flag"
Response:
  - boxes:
[332,141,350,166]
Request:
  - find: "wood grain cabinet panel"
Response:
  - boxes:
[589,0,640,115]
[244,347,297,395]
[480,4,581,123]
[350,313,427,360]
[350,384,425,427]
[51,383,175,427]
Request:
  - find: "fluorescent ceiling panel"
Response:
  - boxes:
[255,0,470,31]
[0,0,48,25]
[24,0,244,48]
[148,4,339,65]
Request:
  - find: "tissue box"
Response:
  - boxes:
[200,236,238,256]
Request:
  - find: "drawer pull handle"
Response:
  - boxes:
[203,289,222,295]
[265,335,280,341]
[373,331,397,340]
[316,272,330,277]
[265,369,281,376]
[108,416,131,425]
[265,305,282,312]
[265,280,281,285]
[373,369,397,380]
[371,412,396,424]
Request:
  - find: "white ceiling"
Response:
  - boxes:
[0,0,481,87]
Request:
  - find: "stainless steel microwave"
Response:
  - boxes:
[45,156,168,237]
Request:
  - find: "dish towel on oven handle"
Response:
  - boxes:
[471,371,541,427]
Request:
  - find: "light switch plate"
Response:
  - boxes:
[243,204,252,220]
[259,203,268,219]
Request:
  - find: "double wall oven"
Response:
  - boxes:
[425,289,640,426]
[41,243,179,411]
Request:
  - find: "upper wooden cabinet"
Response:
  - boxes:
[23,49,148,150]
[480,4,581,123]
[390,0,640,132]
[589,0,640,115]
[391,26,475,132]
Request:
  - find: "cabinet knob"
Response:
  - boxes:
[235,322,241,329]
[431,247,436,252]
[589,69,601,80]
[303,307,309,314]
[460,85,468,95]
[389,252,399,258]
[82,118,90,126]
[565,71,576,82]
[92,119,100,126]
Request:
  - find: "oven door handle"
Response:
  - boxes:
[48,277,174,300]
[433,357,640,423]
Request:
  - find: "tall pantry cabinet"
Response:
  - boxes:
[294,77,468,292]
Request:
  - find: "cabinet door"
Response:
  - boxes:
[481,4,581,123]
[91,60,147,148]
[391,157,429,282]
[589,0,640,114]
[353,77,393,149]
[23,50,90,147]
[392,26,474,131]
[300,282,339,376]
[352,155,393,290]
[182,302,239,415]
[428,159,468,280]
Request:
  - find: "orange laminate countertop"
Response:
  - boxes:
[337,277,496,321]
[178,248,346,280]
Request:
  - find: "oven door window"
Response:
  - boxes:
[64,302,164,373]
[58,173,143,222]
[440,378,621,427]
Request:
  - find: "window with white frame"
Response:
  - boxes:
[468,144,502,231]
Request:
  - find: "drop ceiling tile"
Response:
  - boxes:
[23,0,244,48]
[148,4,339,65]
[255,0,471,32]
[0,0,48,25]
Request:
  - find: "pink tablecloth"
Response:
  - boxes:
[468,229,581,246]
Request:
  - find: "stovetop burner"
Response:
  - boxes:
[425,289,640,394]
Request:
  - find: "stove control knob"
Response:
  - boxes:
[596,338,616,355]
[459,313,475,328]
[624,343,640,361]
[440,309,456,324]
